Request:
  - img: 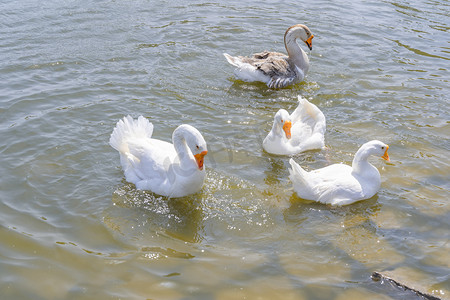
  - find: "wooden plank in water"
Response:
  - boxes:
[372,271,443,300]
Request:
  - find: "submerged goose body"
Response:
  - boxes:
[289,140,390,206]
[109,116,208,198]
[224,24,314,89]
[263,96,326,155]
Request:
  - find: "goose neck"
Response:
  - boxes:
[352,148,373,175]
[284,32,309,73]
[172,127,193,166]
[271,121,283,137]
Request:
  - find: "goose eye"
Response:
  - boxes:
[381,146,385,150]
[196,145,199,149]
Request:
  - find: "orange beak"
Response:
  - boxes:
[283,120,292,139]
[305,35,314,50]
[382,145,390,161]
[194,150,208,170]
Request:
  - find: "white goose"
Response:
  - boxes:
[223,24,314,89]
[289,140,390,206]
[109,116,208,198]
[263,96,326,155]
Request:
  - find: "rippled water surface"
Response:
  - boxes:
[1,0,449,299]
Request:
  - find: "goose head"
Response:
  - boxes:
[174,124,208,170]
[273,109,292,139]
[284,24,314,50]
[361,140,390,161]
[351,140,389,177]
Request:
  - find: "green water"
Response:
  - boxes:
[0,0,448,299]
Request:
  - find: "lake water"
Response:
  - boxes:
[0,0,449,299]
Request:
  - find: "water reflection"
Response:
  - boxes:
[109,182,204,244]
[263,157,286,185]
[164,196,204,243]
[286,193,381,216]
